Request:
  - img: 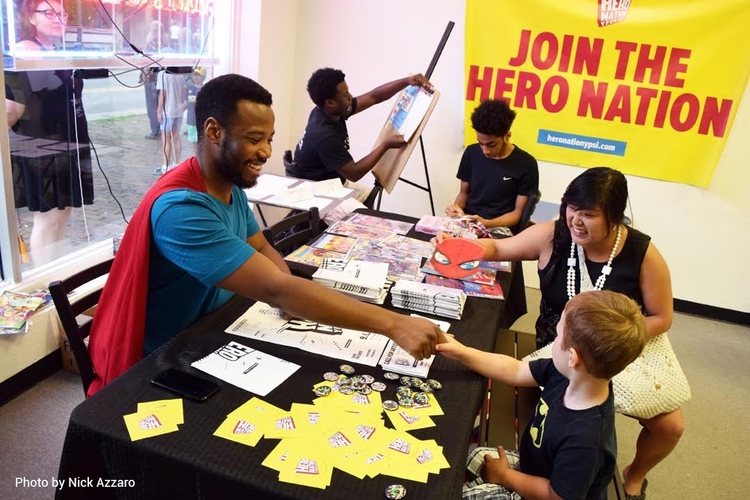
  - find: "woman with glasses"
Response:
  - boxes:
[16,0,68,51]
[8,0,94,265]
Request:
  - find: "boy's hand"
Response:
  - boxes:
[434,333,466,361]
[482,446,511,485]
[445,202,464,218]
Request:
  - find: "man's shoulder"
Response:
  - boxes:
[510,145,538,164]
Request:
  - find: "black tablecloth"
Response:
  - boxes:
[56,209,520,500]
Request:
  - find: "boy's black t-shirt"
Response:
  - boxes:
[293,98,359,183]
[521,358,616,500]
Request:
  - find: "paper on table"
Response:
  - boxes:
[377,315,451,378]
[226,302,390,367]
[265,195,333,212]
[191,341,300,397]
[244,174,298,200]
[311,179,354,199]
[275,184,314,203]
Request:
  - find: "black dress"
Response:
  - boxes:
[7,49,94,213]
[535,227,650,348]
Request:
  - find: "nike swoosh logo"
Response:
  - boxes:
[503,177,512,180]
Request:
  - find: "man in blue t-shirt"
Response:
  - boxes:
[142,74,445,358]
[293,68,431,200]
[446,99,539,234]
[437,290,647,500]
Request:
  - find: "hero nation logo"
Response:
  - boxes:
[598,0,631,27]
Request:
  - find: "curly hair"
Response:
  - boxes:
[195,74,272,142]
[306,68,346,108]
[470,99,517,137]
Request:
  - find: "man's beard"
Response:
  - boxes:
[216,138,259,189]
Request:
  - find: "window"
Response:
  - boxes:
[2,0,218,281]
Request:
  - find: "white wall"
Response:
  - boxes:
[255,0,750,313]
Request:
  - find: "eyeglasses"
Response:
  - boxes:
[34,10,69,21]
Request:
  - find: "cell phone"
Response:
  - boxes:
[150,368,220,401]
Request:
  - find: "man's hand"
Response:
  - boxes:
[482,446,511,485]
[445,202,465,218]
[387,315,447,360]
[434,333,467,361]
[407,73,432,90]
[157,110,163,125]
[467,214,489,227]
[383,131,407,149]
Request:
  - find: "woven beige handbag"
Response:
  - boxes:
[523,333,691,419]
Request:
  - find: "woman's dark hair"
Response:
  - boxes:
[195,74,272,142]
[551,167,628,259]
[306,68,345,108]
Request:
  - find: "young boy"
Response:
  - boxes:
[436,290,647,500]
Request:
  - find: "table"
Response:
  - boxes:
[56,210,521,500]
[244,173,355,226]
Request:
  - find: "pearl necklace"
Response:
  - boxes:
[566,224,622,300]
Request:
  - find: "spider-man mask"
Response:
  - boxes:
[431,238,485,279]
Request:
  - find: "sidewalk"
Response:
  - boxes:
[17,114,194,270]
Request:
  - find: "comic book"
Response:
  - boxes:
[284,245,343,267]
[346,240,423,281]
[0,291,46,333]
[342,213,414,235]
[420,259,497,286]
[424,275,504,300]
[325,221,395,242]
[309,233,358,254]
[376,234,434,260]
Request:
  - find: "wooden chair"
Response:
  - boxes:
[262,207,321,256]
[49,258,114,395]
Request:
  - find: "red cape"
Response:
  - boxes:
[86,157,206,397]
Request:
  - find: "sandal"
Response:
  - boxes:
[624,478,648,500]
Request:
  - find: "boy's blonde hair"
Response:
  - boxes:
[561,290,647,380]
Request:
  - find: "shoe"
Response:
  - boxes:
[624,478,648,500]
[152,166,167,175]
[145,134,158,140]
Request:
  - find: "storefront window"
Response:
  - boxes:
[1,0,217,278]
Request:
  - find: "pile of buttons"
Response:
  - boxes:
[314,365,443,414]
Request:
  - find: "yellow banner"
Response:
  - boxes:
[465,0,750,187]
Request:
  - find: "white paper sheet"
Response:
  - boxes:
[312,179,354,199]
[191,341,300,396]
[225,302,390,366]
[244,174,298,200]
[264,195,334,212]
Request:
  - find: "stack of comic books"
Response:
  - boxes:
[420,260,506,300]
[390,280,466,319]
[312,258,391,304]
[0,291,46,334]
[424,275,504,300]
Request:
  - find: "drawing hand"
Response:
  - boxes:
[383,132,407,149]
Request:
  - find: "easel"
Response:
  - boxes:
[371,21,454,215]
